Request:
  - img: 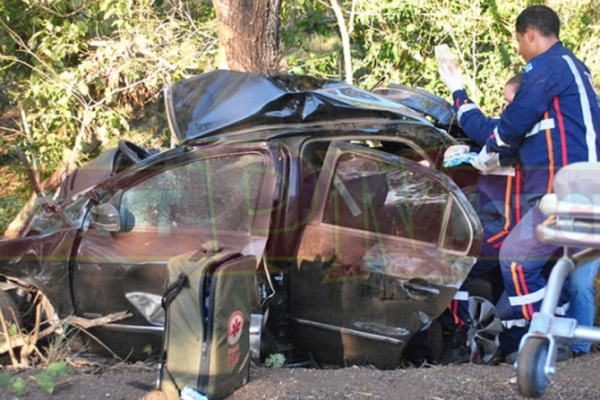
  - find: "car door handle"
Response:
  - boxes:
[403,280,440,298]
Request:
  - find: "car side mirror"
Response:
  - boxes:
[91,203,121,232]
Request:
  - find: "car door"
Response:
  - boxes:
[291,140,481,368]
[72,143,279,356]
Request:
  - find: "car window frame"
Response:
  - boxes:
[307,140,478,255]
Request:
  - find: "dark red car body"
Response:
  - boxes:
[0,71,481,368]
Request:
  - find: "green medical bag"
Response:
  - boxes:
[160,244,256,400]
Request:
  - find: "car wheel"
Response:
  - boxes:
[467,295,503,365]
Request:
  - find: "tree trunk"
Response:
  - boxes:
[330,0,353,84]
[212,0,286,74]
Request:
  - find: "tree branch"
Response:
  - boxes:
[0,311,132,356]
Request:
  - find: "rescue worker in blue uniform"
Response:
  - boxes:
[482,5,600,361]
[453,75,524,270]
[436,75,523,364]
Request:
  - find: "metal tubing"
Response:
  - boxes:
[573,325,600,342]
[539,257,575,315]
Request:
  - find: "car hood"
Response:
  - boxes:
[164,70,436,145]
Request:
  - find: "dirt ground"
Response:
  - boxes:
[1,353,600,400]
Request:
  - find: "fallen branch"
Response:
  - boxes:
[19,301,42,366]
[2,166,67,240]
[0,309,18,365]
[0,310,131,355]
[66,312,131,330]
[70,325,124,362]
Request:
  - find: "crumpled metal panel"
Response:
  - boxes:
[165,70,434,144]
[0,230,76,316]
[58,147,119,203]
[373,83,457,127]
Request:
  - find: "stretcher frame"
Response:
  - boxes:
[516,162,600,397]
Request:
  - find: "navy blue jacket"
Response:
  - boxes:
[451,90,523,247]
[443,90,524,328]
[486,41,600,200]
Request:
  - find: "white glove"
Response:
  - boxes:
[471,146,500,172]
[439,63,464,94]
[443,144,470,161]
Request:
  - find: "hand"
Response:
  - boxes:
[438,63,464,94]
[471,146,500,172]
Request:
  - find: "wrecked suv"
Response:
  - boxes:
[0,70,482,368]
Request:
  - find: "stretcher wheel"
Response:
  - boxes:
[516,337,550,398]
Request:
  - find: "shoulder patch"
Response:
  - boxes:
[524,62,533,73]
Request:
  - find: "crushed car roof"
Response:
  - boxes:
[164,70,441,145]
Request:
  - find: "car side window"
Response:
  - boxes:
[322,154,388,232]
[323,153,453,245]
[119,153,266,232]
[379,164,448,243]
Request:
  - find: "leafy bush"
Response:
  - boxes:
[0,196,26,234]
[0,362,68,395]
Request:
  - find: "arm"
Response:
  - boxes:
[452,90,500,145]
[439,64,503,146]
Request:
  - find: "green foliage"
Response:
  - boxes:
[1,0,600,228]
[0,197,26,233]
[37,361,69,394]
[143,343,153,357]
[0,373,25,396]
[11,376,25,396]
[0,372,11,387]
[6,320,18,337]
[46,361,69,377]
[549,0,600,85]
[36,371,55,394]
[0,362,68,396]
[265,352,286,368]
[281,0,342,78]
[280,0,600,116]
[1,0,218,180]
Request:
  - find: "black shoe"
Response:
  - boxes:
[556,345,573,362]
[503,343,575,365]
[504,351,518,365]
[439,346,470,365]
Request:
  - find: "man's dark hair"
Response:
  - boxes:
[516,5,560,38]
